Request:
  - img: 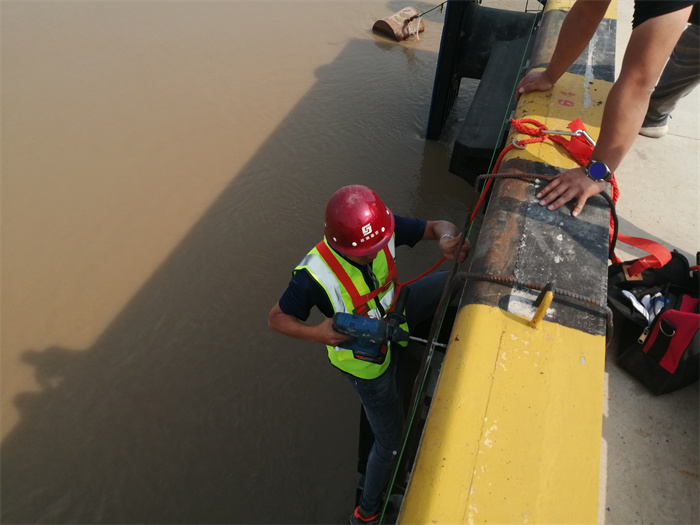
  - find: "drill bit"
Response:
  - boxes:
[409,336,447,349]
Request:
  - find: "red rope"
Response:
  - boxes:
[401,116,623,293]
[497,117,621,260]
[510,117,620,203]
[400,256,447,287]
[390,256,447,312]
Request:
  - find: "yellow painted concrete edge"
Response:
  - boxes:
[508,0,617,169]
[398,1,618,523]
[508,71,612,170]
[399,303,605,524]
[545,0,617,20]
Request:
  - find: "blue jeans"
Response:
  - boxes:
[647,24,700,121]
[342,271,451,514]
[343,359,402,515]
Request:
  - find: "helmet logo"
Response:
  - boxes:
[362,223,372,236]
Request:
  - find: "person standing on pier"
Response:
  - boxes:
[515,0,697,216]
[640,22,700,138]
[268,184,468,524]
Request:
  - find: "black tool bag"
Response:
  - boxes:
[607,250,700,395]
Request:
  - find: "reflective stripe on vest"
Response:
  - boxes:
[295,237,398,379]
[315,241,397,315]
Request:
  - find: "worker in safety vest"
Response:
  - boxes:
[268,185,469,524]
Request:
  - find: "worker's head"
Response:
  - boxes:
[324,185,394,264]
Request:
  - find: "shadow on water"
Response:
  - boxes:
[1,37,477,524]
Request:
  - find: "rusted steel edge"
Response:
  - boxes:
[462,161,610,336]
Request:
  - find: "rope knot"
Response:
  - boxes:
[511,117,549,135]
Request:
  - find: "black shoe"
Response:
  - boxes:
[639,114,669,138]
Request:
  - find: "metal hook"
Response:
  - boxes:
[660,319,676,337]
[545,129,597,147]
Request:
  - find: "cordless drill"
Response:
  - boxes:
[331,288,411,364]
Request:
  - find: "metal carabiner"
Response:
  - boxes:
[545,129,597,147]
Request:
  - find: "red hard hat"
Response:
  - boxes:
[324,185,395,256]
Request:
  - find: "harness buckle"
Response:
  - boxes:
[353,304,369,316]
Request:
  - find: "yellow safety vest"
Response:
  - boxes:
[295,237,406,379]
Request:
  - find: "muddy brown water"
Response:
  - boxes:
[2,1,525,522]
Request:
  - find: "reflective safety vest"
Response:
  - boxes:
[294,236,407,379]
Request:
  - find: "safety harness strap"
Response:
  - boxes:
[616,234,673,276]
[547,118,595,167]
[315,241,397,315]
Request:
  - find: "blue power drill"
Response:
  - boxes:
[331,288,411,364]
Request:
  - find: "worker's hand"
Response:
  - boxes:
[537,167,605,217]
[439,232,470,263]
[315,318,351,347]
[515,70,554,100]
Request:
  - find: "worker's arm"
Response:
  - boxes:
[515,0,611,99]
[537,7,692,215]
[268,302,350,347]
[423,220,470,262]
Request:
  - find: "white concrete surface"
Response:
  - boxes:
[599,4,699,524]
